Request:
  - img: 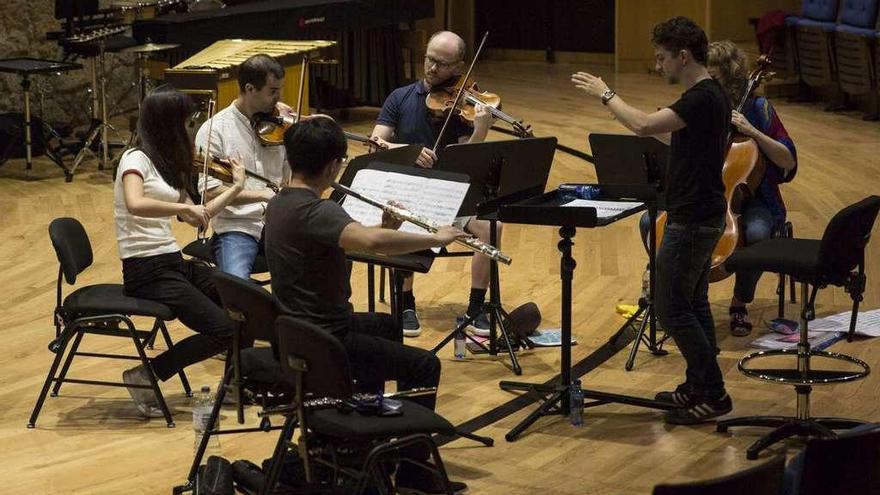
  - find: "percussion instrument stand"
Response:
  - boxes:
[68,40,124,181]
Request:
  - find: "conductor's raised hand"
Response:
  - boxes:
[571,71,609,99]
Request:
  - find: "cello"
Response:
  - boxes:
[654,55,774,282]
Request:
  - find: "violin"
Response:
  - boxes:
[193,152,280,192]
[251,108,389,151]
[654,55,774,282]
[426,76,532,138]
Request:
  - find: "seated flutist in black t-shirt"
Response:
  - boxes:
[264,117,469,493]
[571,17,733,425]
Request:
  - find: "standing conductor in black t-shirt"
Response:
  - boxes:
[570,17,732,425]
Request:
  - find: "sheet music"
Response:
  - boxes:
[562,199,644,219]
[805,308,880,338]
[341,169,469,237]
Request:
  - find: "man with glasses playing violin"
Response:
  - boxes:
[370,30,499,337]
[195,54,295,280]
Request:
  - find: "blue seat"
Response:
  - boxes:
[832,0,879,111]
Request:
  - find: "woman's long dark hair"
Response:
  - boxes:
[136,85,195,196]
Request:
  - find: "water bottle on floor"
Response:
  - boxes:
[569,380,584,427]
[454,317,467,360]
[193,385,221,457]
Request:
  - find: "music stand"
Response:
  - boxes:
[431,137,557,375]
[588,133,669,370]
[337,161,465,327]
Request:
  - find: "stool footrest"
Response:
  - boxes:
[739,348,870,384]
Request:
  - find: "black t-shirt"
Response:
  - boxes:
[264,187,356,336]
[665,78,731,223]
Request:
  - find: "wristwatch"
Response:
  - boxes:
[600,89,617,105]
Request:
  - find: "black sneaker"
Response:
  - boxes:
[654,384,698,407]
[402,309,422,337]
[465,311,491,337]
[665,393,733,425]
[730,306,753,337]
[396,464,468,494]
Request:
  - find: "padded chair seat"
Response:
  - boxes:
[63,283,174,320]
[794,18,838,31]
[725,238,822,282]
[309,400,454,439]
[240,346,283,386]
[182,239,269,274]
[836,24,879,38]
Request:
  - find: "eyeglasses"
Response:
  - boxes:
[424,55,459,70]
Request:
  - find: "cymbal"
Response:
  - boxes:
[121,42,180,53]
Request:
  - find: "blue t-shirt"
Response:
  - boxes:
[376,80,472,149]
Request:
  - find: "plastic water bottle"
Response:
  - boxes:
[193,386,221,457]
[558,184,601,201]
[640,268,651,302]
[454,317,467,360]
[569,380,584,427]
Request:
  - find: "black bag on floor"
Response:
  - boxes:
[195,455,234,495]
[0,113,46,164]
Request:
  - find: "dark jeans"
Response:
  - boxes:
[122,252,232,381]
[639,198,778,304]
[338,312,441,411]
[654,217,726,398]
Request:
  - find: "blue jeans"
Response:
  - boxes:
[212,231,260,280]
[639,198,777,304]
[654,218,726,398]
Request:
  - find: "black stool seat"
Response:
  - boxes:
[182,239,269,274]
[740,349,870,385]
[310,401,454,440]
[64,283,174,320]
[726,238,822,282]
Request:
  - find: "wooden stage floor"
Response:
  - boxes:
[1,60,878,494]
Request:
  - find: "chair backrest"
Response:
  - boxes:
[817,195,880,285]
[275,315,353,400]
[652,455,785,495]
[839,0,879,28]
[798,425,880,495]
[213,271,281,345]
[48,217,94,285]
[802,0,840,21]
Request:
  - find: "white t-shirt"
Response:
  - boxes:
[114,149,183,260]
[195,102,290,240]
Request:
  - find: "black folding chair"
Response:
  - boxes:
[788,423,880,495]
[175,271,289,494]
[28,217,190,428]
[262,316,458,495]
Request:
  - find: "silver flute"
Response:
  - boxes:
[332,182,512,265]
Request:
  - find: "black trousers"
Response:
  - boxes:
[340,312,441,411]
[122,252,232,381]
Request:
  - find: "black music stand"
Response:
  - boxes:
[588,133,670,370]
[497,186,675,442]
[0,58,82,173]
[334,145,423,311]
[337,161,468,329]
[431,137,557,375]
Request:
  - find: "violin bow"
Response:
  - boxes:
[198,98,217,241]
[431,31,490,154]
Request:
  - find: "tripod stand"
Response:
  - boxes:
[624,201,669,370]
[430,137,557,376]
[431,212,525,375]
[67,40,125,181]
